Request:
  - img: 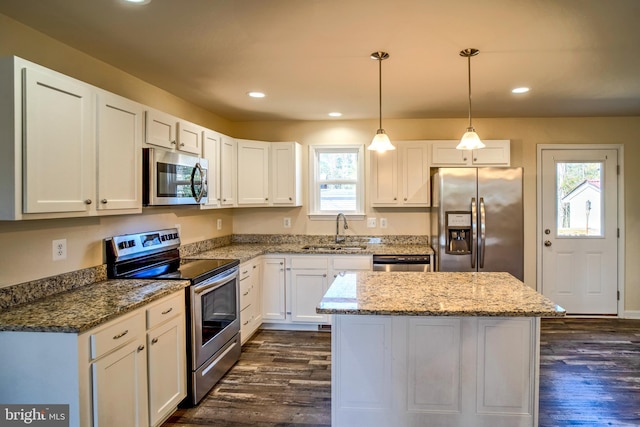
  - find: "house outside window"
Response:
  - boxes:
[308,144,365,218]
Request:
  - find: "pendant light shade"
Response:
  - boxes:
[368,51,395,153]
[457,48,485,150]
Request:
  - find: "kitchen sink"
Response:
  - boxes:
[301,244,367,251]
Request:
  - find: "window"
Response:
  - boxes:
[308,144,365,217]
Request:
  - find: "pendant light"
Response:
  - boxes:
[457,48,485,150]
[368,51,395,153]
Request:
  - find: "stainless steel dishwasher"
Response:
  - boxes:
[372,254,432,272]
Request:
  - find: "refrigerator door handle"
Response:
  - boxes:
[471,197,477,269]
[479,197,486,268]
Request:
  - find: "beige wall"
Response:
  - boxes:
[0,14,234,287]
[1,13,638,314]
[229,117,640,312]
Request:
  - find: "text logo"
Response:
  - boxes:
[0,405,69,427]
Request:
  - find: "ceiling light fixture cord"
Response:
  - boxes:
[378,52,383,130]
[368,51,395,152]
[457,48,484,150]
[467,51,472,128]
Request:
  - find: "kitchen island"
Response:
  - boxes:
[317,271,565,427]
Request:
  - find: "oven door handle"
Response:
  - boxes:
[193,268,237,295]
[191,162,207,203]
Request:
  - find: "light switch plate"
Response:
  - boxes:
[283,217,291,228]
[367,218,376,228]
[216,219,222,230]
[380,218,388,228]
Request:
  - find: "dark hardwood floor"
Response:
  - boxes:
[163,319,640,427]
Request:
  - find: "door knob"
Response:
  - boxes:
[544,240,552,247]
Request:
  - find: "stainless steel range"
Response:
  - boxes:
[105,228,240,405]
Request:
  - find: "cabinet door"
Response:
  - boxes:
[471,140,511,166]
[147,316,186,427]
[201,129,221,208]
[176,120,202,155]
[96,92,143,212]
[219,135,237,207]
[291,269,329,323]
[401,142,430,206]
[262,258,286,320]
[92,339,148,427]
[145,109,176,150]
[23,67,94,214]
[237,139,270,205]
[370,149,398,206]
[270,142,301,206]
[430,141,469,166]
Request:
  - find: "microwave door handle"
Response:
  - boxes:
[191,163,206,203]
[471,197,477,269]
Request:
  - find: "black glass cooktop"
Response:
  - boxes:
[155,259,240,282]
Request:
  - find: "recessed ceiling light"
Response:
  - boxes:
[123,0,152,4]
[328,112,342,117]
[512,87,530,94]
[247,91,266,98]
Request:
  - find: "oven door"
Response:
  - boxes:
[144,148,208,206]
[190,266,239,369]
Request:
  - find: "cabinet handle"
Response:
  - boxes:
[161,307,173,315]
[101,199,108,204]
[265,198,269,201]
[243,320,249,326]
[151,337,159,344]
[474,158,477,161]
[279,262,283,265]
[223,198,227,202]
[242,270,249,274]
[137,345,145,352]
[404,198,407,201]
[289,197,292,201]
[85,199,92,205]
[323,274,327,277]
[113,330,128,340]
[463,157,468,161]
[253,265,257,269]
[393,197,397,200]
[171,140,177,145]
[180,142,185,147]
[243,291,250,296]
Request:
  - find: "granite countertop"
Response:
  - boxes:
[0,279,189,333]
[187,242,434,263]
[317,271,565,317]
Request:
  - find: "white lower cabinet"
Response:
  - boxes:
[145,293,187,427]
[239,258,262,344]
[0,290,186,427]
[262,256,287,321]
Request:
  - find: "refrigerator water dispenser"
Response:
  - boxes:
[445,211,471,254]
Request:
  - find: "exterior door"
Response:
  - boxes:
[540,148,618,314]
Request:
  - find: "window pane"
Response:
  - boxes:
[318,152,358,180]
[556,162,603,237]
[320,184,356,211]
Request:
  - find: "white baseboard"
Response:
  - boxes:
[260,322,327,331]
[622,310,640,319]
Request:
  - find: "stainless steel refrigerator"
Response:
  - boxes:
[431,168,524,280]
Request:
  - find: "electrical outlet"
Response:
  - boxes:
[283,217,291,228]
[52,239,67,261]
[217,219,222,230]
[367,218,377,228]
[380,218,388,228]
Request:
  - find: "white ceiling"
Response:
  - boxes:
[1,0,639,122]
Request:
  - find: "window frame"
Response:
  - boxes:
[308,143,365,219]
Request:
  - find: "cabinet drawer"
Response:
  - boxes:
[332,256,371,271]
[290,256,329,269]
[146,292,184,329]
[90,312,144,360]
[239,264,252,280]
[240,276,252,310]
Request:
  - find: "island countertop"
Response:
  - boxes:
[317,271,565,317]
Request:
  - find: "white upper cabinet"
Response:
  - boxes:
[270,141,302,206]
[96,91,143,213]
[145,108,202,155]
[22,66,95,214]
[219,134,237,207]
[237,139,270,206]
[370,141,430,207]
[0,56,142,220]
[201,129,221,209]
[430,140,511,167]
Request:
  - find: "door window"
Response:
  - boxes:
[556,162,603,237]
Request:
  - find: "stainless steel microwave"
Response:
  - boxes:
[143,148,208,206]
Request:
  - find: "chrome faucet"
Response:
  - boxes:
[335,213,349,244]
